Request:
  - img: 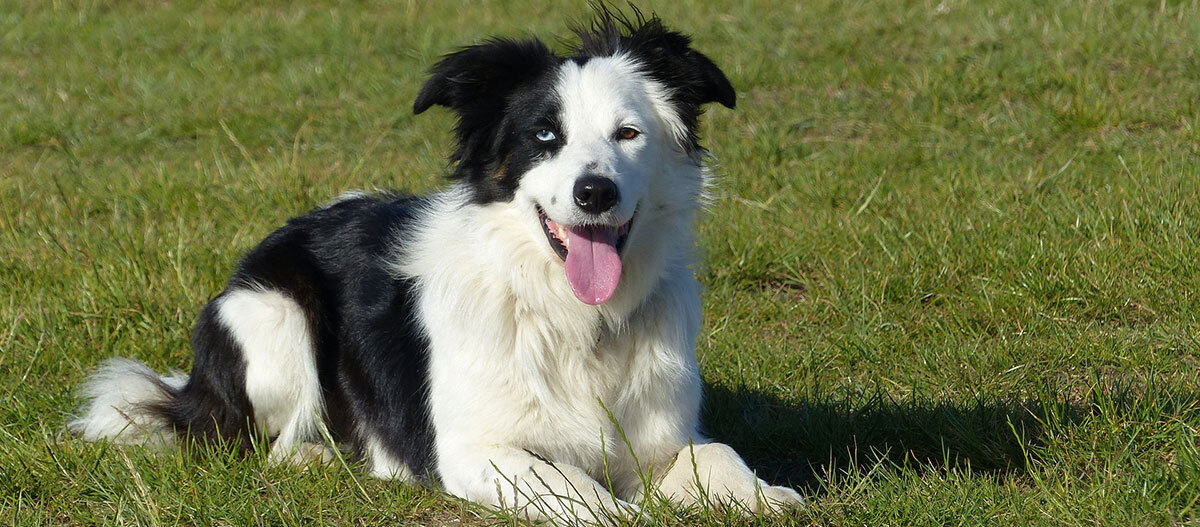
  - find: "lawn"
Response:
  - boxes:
[3,0,1200,525]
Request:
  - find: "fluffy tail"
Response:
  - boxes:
[69,358,187,447]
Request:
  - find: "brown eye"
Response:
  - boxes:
[616,127,640,140]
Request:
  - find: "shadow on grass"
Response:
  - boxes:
[700,384,1086,490]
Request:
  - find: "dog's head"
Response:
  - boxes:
[414,7,734,306]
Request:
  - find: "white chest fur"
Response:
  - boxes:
[400,193,703,492]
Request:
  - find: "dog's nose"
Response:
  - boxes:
[573,175,619,214]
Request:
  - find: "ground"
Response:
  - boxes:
[2,0,1200,525]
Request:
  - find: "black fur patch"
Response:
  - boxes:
[156,195,438,477]
[414,39,564,204]
[149,300,256,451]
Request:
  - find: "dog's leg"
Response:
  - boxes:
[217,288,326,465]
[652,442,804,513]
[440,445,638,524]
[606,276,803,513]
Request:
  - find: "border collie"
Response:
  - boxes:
[71,7,803,523]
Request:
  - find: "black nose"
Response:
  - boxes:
[573,175,619,214]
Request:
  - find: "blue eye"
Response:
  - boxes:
[535,129,556,142]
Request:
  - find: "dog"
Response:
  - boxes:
[70,7,804,523]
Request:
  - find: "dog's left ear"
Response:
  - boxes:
[618,19,736,111]
[577,8,735,111]
[679,48,736,110]
[413,38,558,116]
[643,35,736,110]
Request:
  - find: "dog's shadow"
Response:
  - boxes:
[700,383,1088,491]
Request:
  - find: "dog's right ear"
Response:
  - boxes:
[413,38,558,116]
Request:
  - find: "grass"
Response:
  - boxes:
[2,0,1200,524]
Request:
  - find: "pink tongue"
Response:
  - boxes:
[564,225,622,305]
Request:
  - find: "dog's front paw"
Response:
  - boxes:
[532,496,643,526]
[757,482,805,512]
[656,442,804,514]
[719,477,805,514]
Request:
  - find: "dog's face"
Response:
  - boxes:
[413,13,734,305]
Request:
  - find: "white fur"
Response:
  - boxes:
[390,56,801,521]
[654,443,805,513]
[68,358,186,447]
[362,428,416,481]
[521,55,700,233]
[70,48,802,524]
[217,288,325,463]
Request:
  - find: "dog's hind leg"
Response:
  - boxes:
[71,293,262,450]
[216,287,326,464]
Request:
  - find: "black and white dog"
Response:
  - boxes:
[71,8,803,523]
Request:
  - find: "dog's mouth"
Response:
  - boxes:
[537,206,633,305]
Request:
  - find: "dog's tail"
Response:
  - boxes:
[68,358,187,447]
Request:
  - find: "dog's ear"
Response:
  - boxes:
[413,38,559,116]
[679,48,736,110]
[575,8,734,151]
[576,8,736,111]
[624,26,736,110]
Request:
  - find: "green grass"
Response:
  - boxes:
[3,0,1200,524]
